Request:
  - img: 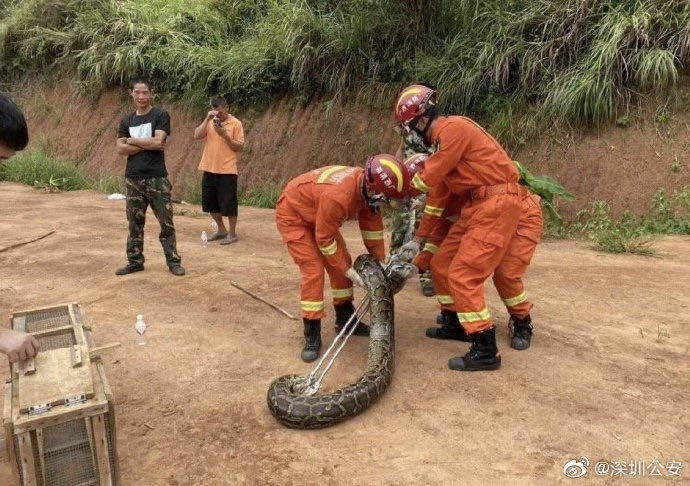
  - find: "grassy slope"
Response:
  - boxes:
[1,0,689,149]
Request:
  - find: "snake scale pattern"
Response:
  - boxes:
[267,254,401,429]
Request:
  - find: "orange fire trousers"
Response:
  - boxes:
[276,210,353,320]
[431,193,543,323]
[429,190,537,334]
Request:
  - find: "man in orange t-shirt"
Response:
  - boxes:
[194,97,245,244]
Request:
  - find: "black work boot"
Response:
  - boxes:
[301,319,321,363]
[168,264,186,276]
[426,310,470,341]
[419,271,436,297]
[448,327,501,371]
[334,301,370,336]
[509,314,532,350]
[115,263,144,275]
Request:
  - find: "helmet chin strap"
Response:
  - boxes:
[411,103,439,144]
[360,178,387,214]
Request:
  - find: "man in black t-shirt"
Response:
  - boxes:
[115,78,185,276]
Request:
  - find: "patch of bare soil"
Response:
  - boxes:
[13,79,689,217]
[1,183,688,484]
[518,94,690,218]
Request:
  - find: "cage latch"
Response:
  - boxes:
[65,394,87,406]
[28,403,51,415]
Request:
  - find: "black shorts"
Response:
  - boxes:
[201,172,238,217]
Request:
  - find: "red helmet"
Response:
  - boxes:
[402,152,428,197]
[395,84,438,126]
[364,154,406,199]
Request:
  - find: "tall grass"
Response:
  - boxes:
[238,185,281,208]
[95,174,126,194]
[0,148,93,191]
[2,0,688,144]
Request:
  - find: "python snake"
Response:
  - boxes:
[267,254,405,429]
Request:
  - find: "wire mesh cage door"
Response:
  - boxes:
[4,303,119,486]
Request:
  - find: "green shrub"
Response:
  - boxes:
[616,115,631,127]
[543,218,574,239]
[0,148,92,191]
[575,202,656,256]
[566,188,689,255]
[515,161,574,223]
[639,188,690,235]
[676,187,690,211]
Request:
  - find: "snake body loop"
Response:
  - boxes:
[267,254,398,429]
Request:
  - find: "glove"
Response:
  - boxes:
[412,251,433,272]
[411,196,426,210]
[393,262,418,280]
[384,260,419,294]
[345,267,365,289]
[396,240,421,262]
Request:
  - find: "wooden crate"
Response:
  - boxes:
[3,303,119,486]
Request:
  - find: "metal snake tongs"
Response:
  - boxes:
[300,295,371,395]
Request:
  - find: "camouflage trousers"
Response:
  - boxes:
[389,203,435,296]
[125,177,181,267]
[389,205,418,253]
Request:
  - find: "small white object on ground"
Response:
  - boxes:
[134,314,147,345]
[201,230,208,246]
[107,193,126,200]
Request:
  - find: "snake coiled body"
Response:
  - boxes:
[267,254,401,429]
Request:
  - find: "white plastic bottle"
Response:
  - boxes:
[201,230,208,247]
[134,315,147,346]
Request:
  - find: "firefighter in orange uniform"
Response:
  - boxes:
[276,155,406,362]
[403,154,543,349]
[394,84,531,371]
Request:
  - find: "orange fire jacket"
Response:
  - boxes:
[278,166,385,274]
[411,116,519,195]
[415,182,469,241]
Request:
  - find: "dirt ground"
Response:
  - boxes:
[0,182,688,485]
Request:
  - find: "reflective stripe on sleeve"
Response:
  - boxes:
[332,288,354,299]
[361,230,384,240]
[411,173,430,193]
[437,294,454,305]
[423,205,444,217]
[457,308,491,323]
[301,301,324,312]
[319,240,338,255]
[423,242,439,254]
[502,291,527,307]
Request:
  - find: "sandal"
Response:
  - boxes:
[220,235,238,245]
[208,232,228,242]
